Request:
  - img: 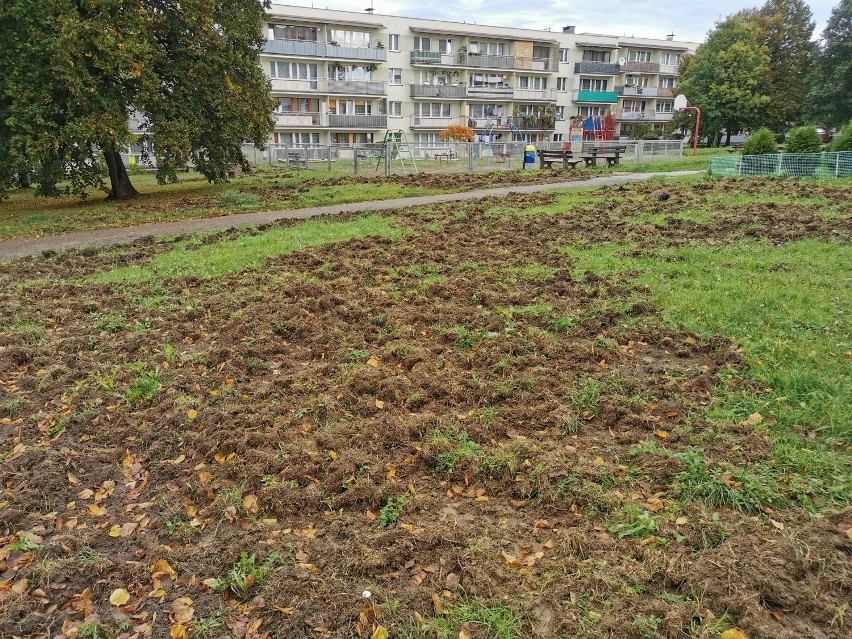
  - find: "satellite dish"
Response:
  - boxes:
[618,57,626,65]
[673,94,688,110]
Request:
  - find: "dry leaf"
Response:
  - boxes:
[501,550,522,568]
[675,516,689,525]
[720,629,747,639]
[170,624,187,639]
[375,400,385,409]
[109,588,131,606]
[242,494,259,514]
[366,357,380,368]
[187,409,198,420]
[372,625,388,639]
[151,558,177,580]
[108,525,122,537]
[86,504,107,517]
[432,593,445,614]
[769,519,785,530]
[171,596,194,624]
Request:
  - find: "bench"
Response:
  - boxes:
[426,148,455,162]
[583,145,627,167]
[538,150,582,170]
[283,151,308,168]
[728,142,744,153]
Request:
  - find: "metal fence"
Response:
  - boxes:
[240,139,684,176]
[708,151,852,178]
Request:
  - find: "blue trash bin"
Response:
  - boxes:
[523,144,536,169]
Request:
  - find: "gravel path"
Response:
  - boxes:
[0,171,700,259]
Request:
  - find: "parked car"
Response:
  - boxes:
[816,127,833,143]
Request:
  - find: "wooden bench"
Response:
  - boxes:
[538,150,582,169]
[426,148,455,162]
[728,142,744,153]
[583,145,627,167]
[284,151,308,168]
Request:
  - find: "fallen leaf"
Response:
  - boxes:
[109,588,131,606]
[170,624,187,639]
[86,504,107,517]
[655,430,669,439]
[432,593,445,614]
[372,625,388,639]
[741,412,763,426]
[108,525,122,537]
[720,629,747,639]
[366,357,380,368]
[171,596,194,624]
[675,516,689,525]
[151,559,177,580]
[769,519,785,531]
[501,550,522,568]
[375,400,385,409]
[187,409,198,420]
[242,494,259,514]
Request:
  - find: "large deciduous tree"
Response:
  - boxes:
[807,0,852,128]
[0,0,276,200]
[677,15,771,146]
[746,0,816,129]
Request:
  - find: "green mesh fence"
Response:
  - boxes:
[709,151,852,178]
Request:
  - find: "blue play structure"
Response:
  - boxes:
[473,121,525,165]
[478,121,524,143]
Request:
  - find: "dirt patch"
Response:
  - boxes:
[0,178,850,638]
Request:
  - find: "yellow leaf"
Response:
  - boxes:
[170,624,187,639]
[501,549,522,568]
[242,494,259,514]
[299,563,319,573]
[171,596,194,624]
[720,629,747,639]
[593,457,605,465]
[108,525,122,537]
[214,452,227,464]
[366,357,380,368]
[187,409,198,420]
[675,516,689,525]
[151,558,177,580]
[109,588,131,606]
[199,471,212,485]
[372,626,388,639]
[328,450,339,461]
[655,430,669,439]
[375,400,385,409]
[87,504,107,517]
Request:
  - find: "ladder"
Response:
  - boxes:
[374,130,418,173]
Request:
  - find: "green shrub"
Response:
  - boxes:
[784,126,822,153]
[742,127,777,155]
[830,121,852,152]
[219,189,261,209]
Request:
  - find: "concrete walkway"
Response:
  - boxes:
[0,171,700,260]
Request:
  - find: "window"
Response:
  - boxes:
[659,77,678,89]
[413,36,431,51]
[271,62,319,82]
[416,133,442,143]
[389,101,402,117]
[557,77,568,92]
[656,101,674,113]
[388,68,402,85]
[553,133,563,142]
[555,106,565,120]
[580,78,608,91]
[274,132,320,144]
[578,106,609,116]
[469,41,505,55]
[469,103,505,119]
[622,99,646,112]
[627,50,652,62]
[329,29,370,47]
[661,52,681,66]
[270,24,318,41]
[328,64,374,81]
[439,39,453,54]
[414,103,451,117]
[582,50,609,62]
[388,34,399,51]
[532,46,550,59]
[468,73,508,88]
[625,75,649,88]
[274,98,319,113]
[559,48,570,63]
[518,76,547,90]
[331,132,374,144]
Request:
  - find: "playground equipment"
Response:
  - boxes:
[478,121,524,143]
[568,113,616,154]
[374,130,417,173]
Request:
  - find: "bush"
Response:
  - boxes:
[830,121,852,152]
[742,127,777,155]
[784,126,822,153]
[439,124,474,142]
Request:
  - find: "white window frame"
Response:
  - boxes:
[389,101,402,117]
[556,77,567,92]
[388,68,402,85]
[388,34,400,51]
[559,48,570,63]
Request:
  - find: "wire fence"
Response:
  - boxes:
[240,139,684,176]
[708,151,852,179]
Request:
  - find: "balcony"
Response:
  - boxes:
[659,64,680,75]
[617,111,674,121]
[620,61,660,73]
[574,62,620,75]
[409,116,460,129]
[514,89,557,101]
[506,116,556,130]
[410,84,466,99]
[274,112,323,127]
[328,114,387,128]
[270,78,321,94]
[264,39,387,62]
[327,80,386,95]
[408,50,555,71]
[616,86,662,97]
[466,85,514,99]
[575,90,618,103]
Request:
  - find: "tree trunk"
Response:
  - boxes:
[103,147,139,200]
[724,130,732,147]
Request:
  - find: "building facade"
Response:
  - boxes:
[261,4,698,146]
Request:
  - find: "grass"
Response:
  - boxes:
[212,551,281,598]
[91,214,401,283]
[418,603,525,639]
[562,239,852,508]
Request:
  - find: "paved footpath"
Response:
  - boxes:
[0,171,699,260]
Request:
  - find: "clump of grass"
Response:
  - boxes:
[568,375,601,416]
[433,431,481,473]
[379,495,409,527]
[420,603,525,639]
[608,508,659,539]
[213,551,281,598]
[219,189,261,209]
[124,364,163,406]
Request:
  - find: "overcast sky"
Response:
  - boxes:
[273,0,838,44]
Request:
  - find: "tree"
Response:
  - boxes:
[743,0,816,130]
[830,120,852,151]
[807,0,852,128]
[742,127,778,154]
[784,126,822,152]
[439,125,475,142]
[0,0,276,200]
[677,15,771,146]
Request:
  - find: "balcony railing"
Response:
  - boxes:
[408,50,555,71]
[620,61,660,73]
[274,112,324,127]
[410,84,466,98]
[270,78,321,93]
[466,85,515,99]
[575,90,618,103]
[617,111,674,121]
[264,39,387,62]
[574,61,620,75]
[409,116,460,129]
[514,88,557,101]
[506,116,556,130]
[659,64,680,75]
[328,114,387,128]
[327,80,386,95]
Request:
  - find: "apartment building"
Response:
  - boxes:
[261,4,698,146]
